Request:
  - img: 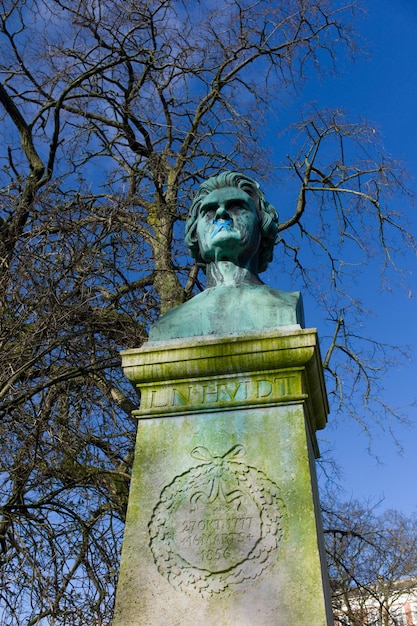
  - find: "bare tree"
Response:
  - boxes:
[324,500,417,625]
[276,108,413,431]
[0,0,415,623]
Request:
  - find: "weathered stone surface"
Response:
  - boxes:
[113,329,332,625]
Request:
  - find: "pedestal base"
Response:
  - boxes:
[114,329,332,625]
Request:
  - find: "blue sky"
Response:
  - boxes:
[292,0,417,514]
[251,0,417,515]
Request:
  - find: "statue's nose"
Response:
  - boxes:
[214,205,229,220]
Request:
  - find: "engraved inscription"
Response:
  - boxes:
[172,489,261,572]
[149,375,295,410]
[148,445,286,596]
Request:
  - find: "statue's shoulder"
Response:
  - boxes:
[148,290,211,341]
[239,284,304,328]
[148,284,304,341]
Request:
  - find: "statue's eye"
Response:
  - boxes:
[200,206,215,217]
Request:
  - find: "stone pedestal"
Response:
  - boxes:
[113,328,332,625]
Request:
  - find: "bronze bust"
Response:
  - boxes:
[149,172,304,340]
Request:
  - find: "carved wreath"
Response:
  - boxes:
[148,444,286,597]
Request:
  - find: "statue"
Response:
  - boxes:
[149,171,304,341]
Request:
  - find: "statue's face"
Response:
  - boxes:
[196,187,261,268]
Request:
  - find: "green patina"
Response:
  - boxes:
[149,172,304,341]
[149,284,304,340]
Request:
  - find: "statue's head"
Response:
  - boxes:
[185,171,279,273]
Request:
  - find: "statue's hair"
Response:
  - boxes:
[185,171,278,273]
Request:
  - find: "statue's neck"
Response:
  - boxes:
[205,261,263,287]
